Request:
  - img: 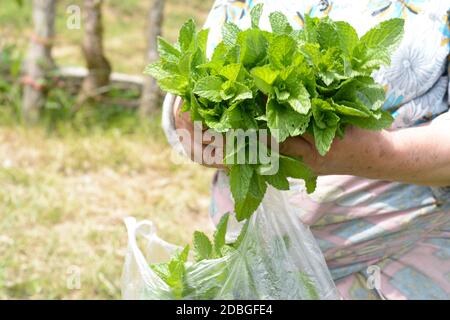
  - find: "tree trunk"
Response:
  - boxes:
[22,0,56,123]
[79,0,111,102]
[139,0,165,117]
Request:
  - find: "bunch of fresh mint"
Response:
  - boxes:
[149,214,248,299]
[149,213,319,299]
[146,4,404,221]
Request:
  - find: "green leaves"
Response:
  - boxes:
[146,7,404,222]
[353,18,404,73]
[193,76,224,102]
[157,37,181,62]
[269,12,293,35]
[251,65,279,95]
[151,212,249,299]
[250,3,264,29]
[213,213,229,255]
[193,232,212,261]
[359,18,405,52]
[222,23,240,48]
[279,155,317,194]
[313,123,337,156]
[335,21,359,55]
[230,164,267,221]
[149,245,190,299]
[179,19,196,51]
[267,99,311,142]
[192,213,231,261]
[287,83,311,114]
[193,75,252,105]
[317,18,340,50]
[269,35,297,69]
[159,76,189,96]
[237,29,269,67]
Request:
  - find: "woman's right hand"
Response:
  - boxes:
[173,97,226,169]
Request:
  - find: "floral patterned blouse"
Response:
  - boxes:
[162,0,450,299]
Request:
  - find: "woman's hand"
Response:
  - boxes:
[279,127,395,177]
[279,122,450,187]
[173,97,226,169]
[173,93,450,186]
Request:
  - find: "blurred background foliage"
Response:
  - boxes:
[0,0,215,299]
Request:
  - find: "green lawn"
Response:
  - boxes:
[0,0,216,299]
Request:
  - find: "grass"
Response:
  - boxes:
[0,0,216,299]
[0,115,215,299]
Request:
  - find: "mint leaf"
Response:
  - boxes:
[313,122,337,156]
[158,37,181,63]
[343,109,394,130]
[301,44,344,86]
[269,11,293,35]
[230,165,267,221]
[267,99,311,142]
[279,155,317,193]
[352,19,404,73]
[219,63,245,82]
[200,42,228,72]
[334,77,385,110]
[193,231,213,261]
[303,15,319,43]
[193,76,224,102]
[230,164,253,204]
[332,101,370,117]
[250,3,264,29]
[287,83,311,114]
[159,76,189,96]
[237,29,269,67]
[251,65,279,95]
[335,21,359,55]
[219,80,252,103]
[166,245,190,299]
[189,48,207,79]
[213,213,230,255]
[360,18,404,52]
[222,22,240,48]
[352,45,391,73]
[143,62,171,80]
[269,35,297,69]
[231,82,253,102]
[263,170,290,190]
[317,18,339,50]
[197,28,210,54]
[179,19,196,51]
[150,262,170,282]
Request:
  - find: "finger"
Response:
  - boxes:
[173,96,184,118]
[301,133,315,145]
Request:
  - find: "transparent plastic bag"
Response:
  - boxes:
[122,187,340,300]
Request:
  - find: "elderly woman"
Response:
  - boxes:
[162,0,450,299]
